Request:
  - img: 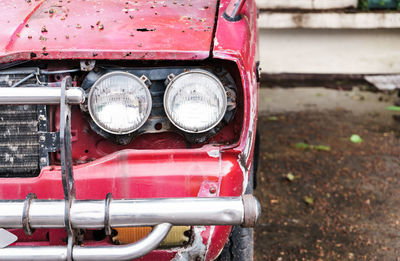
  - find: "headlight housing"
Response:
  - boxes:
[88,71,152,135]
[164,70,227,133]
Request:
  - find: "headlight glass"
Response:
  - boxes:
[164,70,227,133]
[88,71,152,135]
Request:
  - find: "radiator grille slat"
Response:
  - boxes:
[0,105,39,177]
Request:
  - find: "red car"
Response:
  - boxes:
[0,0,260,260]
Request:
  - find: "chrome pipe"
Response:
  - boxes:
[0,87,85,104]
[0,197,260,229]
[73,223,171,261]
[0,197,261,261]
[0,246,67,261]
[0,224,171,261]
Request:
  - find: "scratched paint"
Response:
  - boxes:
[172,226,207,261]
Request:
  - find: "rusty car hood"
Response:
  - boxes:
[0,0,218,62]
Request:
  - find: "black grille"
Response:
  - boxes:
[0,105,40,177]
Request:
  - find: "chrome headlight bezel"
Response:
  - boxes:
[163,70,228,134]
[87,71,152,135]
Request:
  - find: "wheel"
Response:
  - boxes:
[216,226,254,261]
[217,164,255,261]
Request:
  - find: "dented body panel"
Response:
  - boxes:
[0,0,259,260]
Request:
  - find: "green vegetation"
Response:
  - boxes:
[359,0,399,10]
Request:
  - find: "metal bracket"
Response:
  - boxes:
[22,193,37,235]
[60,76,77,261]
[80,60,96,71]
[104,193,113,236]
[37,105,60,169]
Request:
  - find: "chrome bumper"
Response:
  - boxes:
[0,195,261,261]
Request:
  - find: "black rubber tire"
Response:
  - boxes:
[217,226,254,261]
[217,165,255,261]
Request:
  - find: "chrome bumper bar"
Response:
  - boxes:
[0,195,260,261]
[0,196,260,229]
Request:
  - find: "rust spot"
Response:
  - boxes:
[39,35,47,41]
[138,43,142,47]
[76,24,82,29]
[129,15,134,19]
[25,24,29,28]
[98,24,104,30]
[28,35,32,39]
[41,26,48,33]
[65,35,69,39]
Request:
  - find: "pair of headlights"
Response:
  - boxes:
[88,70,228,135]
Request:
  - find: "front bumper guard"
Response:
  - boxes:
[0,196,260,261]
[0,76,261,261]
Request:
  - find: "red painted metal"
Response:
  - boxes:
[0,0,217,62]
[0,0,259,260]
[214,0,259,169]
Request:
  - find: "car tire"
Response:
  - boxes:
[217,226,254,261]
[217,164,255,261]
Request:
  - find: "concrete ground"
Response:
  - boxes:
[254,87,400,260]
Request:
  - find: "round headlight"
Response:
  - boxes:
[164,70,227,133]
[88,71,152,135]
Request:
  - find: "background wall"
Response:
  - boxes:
[256,0,400,74]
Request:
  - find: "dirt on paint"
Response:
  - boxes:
[254,110,400,260]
